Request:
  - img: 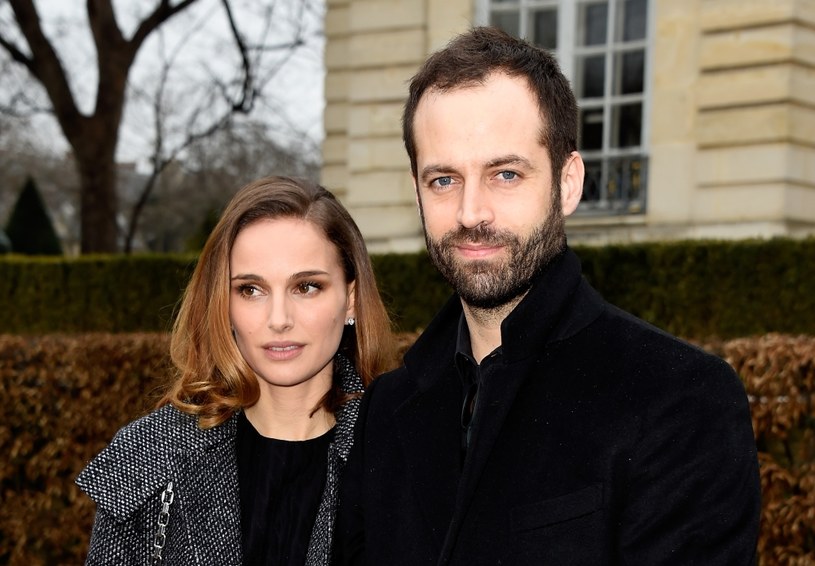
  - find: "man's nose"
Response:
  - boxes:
[456,182,494,229]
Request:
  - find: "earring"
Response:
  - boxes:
[345,317,355,326]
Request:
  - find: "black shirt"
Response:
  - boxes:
[455,313,503,465]
[236,411,334,565]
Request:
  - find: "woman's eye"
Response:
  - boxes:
[296,281,322,295]
[237,284,261,298]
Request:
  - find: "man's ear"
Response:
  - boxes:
[413,173,424,218]
[560,151,585,217]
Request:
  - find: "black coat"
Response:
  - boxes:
[335,249,760,565]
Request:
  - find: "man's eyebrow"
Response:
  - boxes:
[485,154,534,169]
[419,164,455,181]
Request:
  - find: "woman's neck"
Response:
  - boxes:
[244,380,335,441]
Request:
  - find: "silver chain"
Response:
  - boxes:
[151,481,174,563]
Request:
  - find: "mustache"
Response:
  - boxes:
[440,224,517,247]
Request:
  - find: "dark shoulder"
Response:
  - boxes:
[601,304,727,363]
[585,304,744,400]
[365,365,413,401]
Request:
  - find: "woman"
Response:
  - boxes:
[76,176,395,565]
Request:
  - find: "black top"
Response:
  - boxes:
[236,411,333,565]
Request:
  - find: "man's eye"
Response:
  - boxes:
[432,176,453,188]
[498,171,517,181]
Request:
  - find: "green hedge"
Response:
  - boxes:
[577,238,815,338]
[0,254,196,334]
[1,238,813,338]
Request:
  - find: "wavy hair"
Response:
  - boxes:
[159,176,396,428]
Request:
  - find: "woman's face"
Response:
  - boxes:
[229,217,355,396]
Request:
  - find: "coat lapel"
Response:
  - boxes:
[394,356,462,554]
[438,357,530,564]
[175,420,243,566]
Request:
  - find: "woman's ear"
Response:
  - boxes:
[346,281,357,320]
[559,151,585,217]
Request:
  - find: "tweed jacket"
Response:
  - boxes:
[77,354,363,566]
[335,248,761,565]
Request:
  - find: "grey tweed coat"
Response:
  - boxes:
[76,355,363,566]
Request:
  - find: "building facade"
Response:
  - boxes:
[322,0,815,252]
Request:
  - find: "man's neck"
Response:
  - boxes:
[461,295,523,363]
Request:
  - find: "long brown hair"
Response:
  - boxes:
[160,176,395,428]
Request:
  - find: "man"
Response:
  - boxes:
[334,26,760,565]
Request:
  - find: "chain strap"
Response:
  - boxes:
[151,481,174,563]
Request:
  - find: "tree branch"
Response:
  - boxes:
[5,0,81,131]
[129,0,201,53]
[0,28,33,72]
[220,0,255,112]
[86,0,126,56]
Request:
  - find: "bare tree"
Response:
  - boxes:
[121,0,315,252]
[131,120,319,253]
[0,0,320,253]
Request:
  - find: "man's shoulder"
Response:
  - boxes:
[586,303,742,394]
[598,304,721,359]
[368,364,415,399]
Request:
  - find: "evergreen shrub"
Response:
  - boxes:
[4,177,62,256]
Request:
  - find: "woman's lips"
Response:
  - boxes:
[262,342,304,361]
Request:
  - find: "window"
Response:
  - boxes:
[478,0,650,215]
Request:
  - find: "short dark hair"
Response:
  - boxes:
[402,26,578,182]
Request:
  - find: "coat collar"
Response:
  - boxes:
[330,353,364,464]
[404,248,603,381]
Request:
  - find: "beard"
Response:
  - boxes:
[423,197,566,310]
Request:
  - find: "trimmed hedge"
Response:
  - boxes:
[0,334,172,565]
[0,238,813,338]
[0,255,195,334]
[578,238,815,339]
[1,332,813,565]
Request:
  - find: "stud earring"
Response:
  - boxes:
[345,317,355,326]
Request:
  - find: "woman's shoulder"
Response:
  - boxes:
[75,405,236,521]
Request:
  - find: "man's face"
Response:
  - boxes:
[412,72,569,309]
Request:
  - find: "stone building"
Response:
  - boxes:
[321,0,815,252]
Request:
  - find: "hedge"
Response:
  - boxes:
[1,332,813,565]
[0,238,813,338]
[0,254,195,334]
